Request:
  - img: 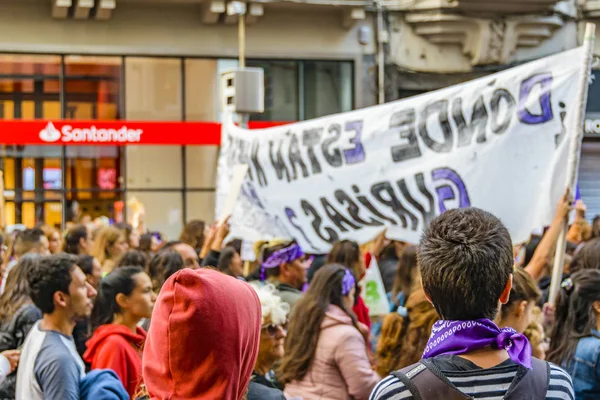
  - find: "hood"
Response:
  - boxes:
[142,268,261,400]
[83,324,146,363]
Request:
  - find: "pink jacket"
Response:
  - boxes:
[284,305,381,400]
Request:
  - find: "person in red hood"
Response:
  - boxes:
[83,266,156,399]
[142,267,262,400]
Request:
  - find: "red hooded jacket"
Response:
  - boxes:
[142,268,261,400]
[83,324,146,399]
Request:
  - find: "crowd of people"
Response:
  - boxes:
[0,191,598,399]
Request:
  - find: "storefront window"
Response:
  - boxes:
[64,56,123,220]
[248,60,299,121]
[65,55,121,120]
[0,54,354,229]
[303,60,353,119]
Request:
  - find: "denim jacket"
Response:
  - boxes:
[564,330,600,400]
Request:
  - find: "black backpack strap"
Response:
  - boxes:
[504,358,549,400]
[390,361,470,400]
[390,363,427,400]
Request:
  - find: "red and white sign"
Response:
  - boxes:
[0,120,285,146]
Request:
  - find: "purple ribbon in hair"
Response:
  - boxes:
[341,269,355,296]
[423,319,532,369]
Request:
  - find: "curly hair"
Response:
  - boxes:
[375,289,439,376]
[248,282,290,326]
[27,254,78,314]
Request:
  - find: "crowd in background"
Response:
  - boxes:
[0,193,598,399]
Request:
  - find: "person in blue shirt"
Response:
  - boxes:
[548,269,600,400]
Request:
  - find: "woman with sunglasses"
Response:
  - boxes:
[247,283,289,400]
[280,264,380,400]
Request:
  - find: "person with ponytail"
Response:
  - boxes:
[375,288,439,377]
[548,269,600,399]
[83,266,156,399]
[280,264,380,400]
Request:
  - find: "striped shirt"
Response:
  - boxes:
[370,356,574,400]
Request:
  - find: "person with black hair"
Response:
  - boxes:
[548,270,600,399]
[77,255,102,290]
[64,225,92,256]
[117,249,150,270]
[84,266,155,399]
[162,241,200,270]
[16,254,96,400]
[371,208,574,400]
[217,247,244,278]
[0,228,50,294]
[72,255,103,358]
[0,254,42,398]
[147,250,185,293]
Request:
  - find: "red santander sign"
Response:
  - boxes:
[0,120,286,146]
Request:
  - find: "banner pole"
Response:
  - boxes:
[548,22,596,305]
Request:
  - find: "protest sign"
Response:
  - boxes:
[217,46,588,253]
[359,257,390,317]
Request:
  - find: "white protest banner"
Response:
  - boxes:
[217,46,587,253]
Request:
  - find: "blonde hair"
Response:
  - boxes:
[253,239,291,263]
[524,307,544,349]
[91,226,124,265]
[249,282,290,326]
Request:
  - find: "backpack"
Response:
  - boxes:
[390,357,550,400]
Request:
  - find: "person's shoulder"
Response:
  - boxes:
[37,331,78,365]
[547,363,575,400]
[369,375,413,400]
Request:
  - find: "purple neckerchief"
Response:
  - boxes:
[422,319,532,369]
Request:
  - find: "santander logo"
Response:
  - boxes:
[39,122,62,142]
[38,122,143,144]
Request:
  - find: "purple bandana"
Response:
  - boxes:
[261,243,305,268]
[260,243,312,281]
[422,319,532,369]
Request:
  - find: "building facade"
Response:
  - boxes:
[0,0,374,238]
[0,0,599,237]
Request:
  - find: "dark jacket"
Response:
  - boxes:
[0,303,42,399]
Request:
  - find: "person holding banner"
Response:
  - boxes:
[370,208,574,400]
